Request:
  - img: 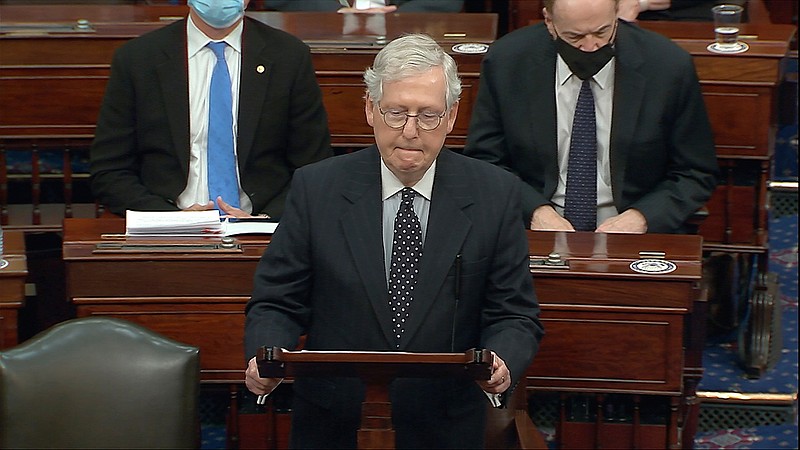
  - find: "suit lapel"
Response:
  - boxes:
[156,21,191,176]
[528,35,560,197]
[237,18,271,169]
[609,23,646,207]
[401,150,473,348]
[339,148,396,346]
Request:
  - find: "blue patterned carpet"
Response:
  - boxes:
[693,213,798,449]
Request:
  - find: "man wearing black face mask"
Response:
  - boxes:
[464,0,718,234]
[91,0,332,218]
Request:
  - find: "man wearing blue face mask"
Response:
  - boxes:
[91,0,332,218]
[464,0,718,234]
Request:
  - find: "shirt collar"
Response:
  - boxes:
[556,53,614,90]
[187,14,244,58]
[381,158,436,201]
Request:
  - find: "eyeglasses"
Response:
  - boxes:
[378,106,446,131]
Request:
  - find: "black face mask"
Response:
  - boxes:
[553,23,617,80]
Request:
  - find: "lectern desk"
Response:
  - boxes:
[527,231,705,449]
[257,347,493,449]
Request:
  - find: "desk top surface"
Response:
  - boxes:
[63,218,702,278]
[0,6,498,48]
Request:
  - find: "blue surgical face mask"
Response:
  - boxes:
[188,0,245,29]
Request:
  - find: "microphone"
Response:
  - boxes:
[450,253,462,353]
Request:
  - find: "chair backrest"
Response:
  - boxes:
[0,317,200,449]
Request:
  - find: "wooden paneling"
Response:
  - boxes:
[0,231,29,349]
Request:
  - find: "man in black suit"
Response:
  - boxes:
[464,0,718,234]
[244,34,543,448]
[90,0,332,218]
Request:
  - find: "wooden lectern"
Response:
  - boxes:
[256,347,494,449]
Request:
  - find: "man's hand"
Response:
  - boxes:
[617,0,641,21]
[477,352,511,395]
[618,0,672,21]
[245,356,283,397]
[182,197,252,217]
[596,208,648,234]
[215,196,252,218]
[337,5,397,14]
[531,205,576,231]
[647,0,672,11]
[183,201,215,211]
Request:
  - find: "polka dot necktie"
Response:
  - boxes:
[387,187,423,349]
[564,79,597,231]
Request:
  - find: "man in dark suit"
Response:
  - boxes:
[464,0,718,234]
[244,34,543,448]
[90,0,331,218]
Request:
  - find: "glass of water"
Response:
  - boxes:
[712,4,744,50]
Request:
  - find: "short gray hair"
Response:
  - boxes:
[363,34,461,109]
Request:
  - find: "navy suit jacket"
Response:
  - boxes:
[245,147,543,448]
[90,17,332,217]
[464,20,719,233]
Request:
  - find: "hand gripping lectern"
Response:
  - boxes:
[256,347,494,449]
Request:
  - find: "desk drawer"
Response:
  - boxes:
[76,300,247,382]
[528,308,685,394]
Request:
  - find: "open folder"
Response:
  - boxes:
[125,210,278,237]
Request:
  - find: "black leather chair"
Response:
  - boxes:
[0,317,200,449]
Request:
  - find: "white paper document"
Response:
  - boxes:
[125,210,277,237]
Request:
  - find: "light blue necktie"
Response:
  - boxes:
[564,79,597,231]
[207,41,240,210]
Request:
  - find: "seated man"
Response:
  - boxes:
[464,0,719,233]
[259,0,464,13]
[90,0,332,218]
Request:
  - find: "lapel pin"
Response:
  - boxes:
[256,65,265,74]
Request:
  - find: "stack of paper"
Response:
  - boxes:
[126,210,223,236]
[125,210,278,236]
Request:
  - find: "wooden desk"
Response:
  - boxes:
[527,231,704,449]
[0,230,29,349]
[63,217,266,447]
[63,218,704,448]
[506,0,777,31]
[62,217,267,383]
[0,7,494,149]
[0,6,495,228]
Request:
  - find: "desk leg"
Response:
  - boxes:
[357,382,395,449]
[668,396,680,449]
[227,384,240,449]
